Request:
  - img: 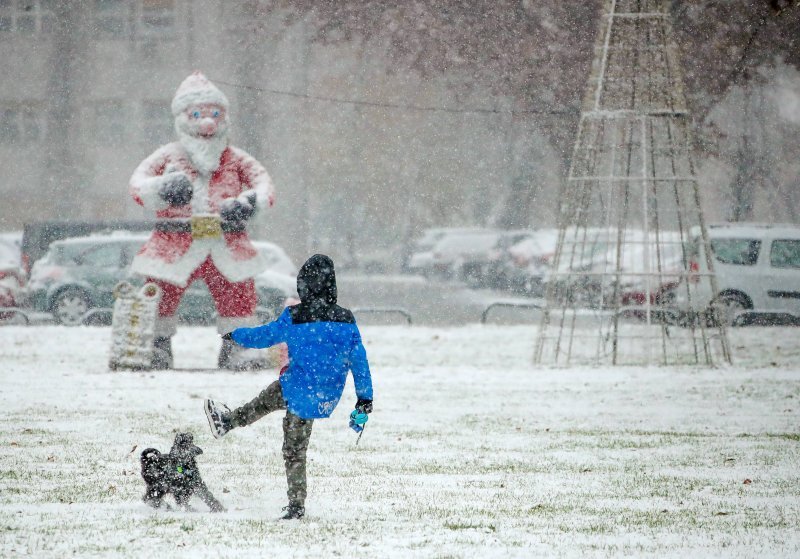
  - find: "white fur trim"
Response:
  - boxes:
[171,72,229,116]
[209,242,268,283]
[190,173,211,213]
[131,238,268,286]
[134,176,172,211]
[131,242,211,287]
[129,144,182,211]
[227,146,275,210]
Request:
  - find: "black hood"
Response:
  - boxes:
[290,255,354,324]
[297,254,337,305]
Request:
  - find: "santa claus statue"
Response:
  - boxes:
[129,72,274,369]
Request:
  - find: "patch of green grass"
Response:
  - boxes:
[767,433,800,442]
[444,521,496,532]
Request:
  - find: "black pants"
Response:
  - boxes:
[231,380,314,507]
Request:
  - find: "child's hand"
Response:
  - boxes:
[355,398,373,414]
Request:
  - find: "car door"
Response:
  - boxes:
[763,236,800,317]
[77,243,127,308]
[708,236,762,302]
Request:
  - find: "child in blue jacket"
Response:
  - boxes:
[205,254,373,519]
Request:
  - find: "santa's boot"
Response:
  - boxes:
[152,336,174,369]
[217,338,269,371]
[151,315,177,370]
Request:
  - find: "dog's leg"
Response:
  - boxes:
[174,490,195,512]
[143,484,167,509]
[194,479,226,512]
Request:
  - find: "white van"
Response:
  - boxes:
[673,223,800,325]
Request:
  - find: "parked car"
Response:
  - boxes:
[0,231,26,323]
[669,223,800,326]
[465,230,535,288]
[27,232,296,326]
[429,229,502,280]
[405,227,487,276]
[538,228,617,307]
[251,240,297,277]
[496,229,559,294]
[549,229,688,311]
[612,232,687,320]
[21,220,155,275]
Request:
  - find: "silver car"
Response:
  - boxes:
[672,223,800,325]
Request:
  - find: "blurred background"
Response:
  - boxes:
[0,0,798,269]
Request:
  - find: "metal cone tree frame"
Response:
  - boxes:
[534,0,732,366]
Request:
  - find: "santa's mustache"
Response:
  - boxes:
[175,118,228,175]
[175,112,228,139]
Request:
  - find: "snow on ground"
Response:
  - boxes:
[1,324,799,558]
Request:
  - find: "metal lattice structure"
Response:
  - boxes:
[534,0,732,366]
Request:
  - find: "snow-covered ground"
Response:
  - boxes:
[1,324,799,558]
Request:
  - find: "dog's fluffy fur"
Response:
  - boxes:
[140,432,225,512]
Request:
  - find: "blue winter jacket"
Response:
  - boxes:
[230,307,373,420]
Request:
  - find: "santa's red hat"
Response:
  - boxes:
[171,71,229,116]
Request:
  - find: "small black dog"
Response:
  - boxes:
[140,432,225,512]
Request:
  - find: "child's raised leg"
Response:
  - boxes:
[206,380,285,438]
[231,380,286,427]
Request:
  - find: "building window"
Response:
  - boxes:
[94,101,127,147]
[92,0,175,39]
[93,0,130,37]
[0,104,43,145]
[0,0,55,34]
[142,100,172,145]
[138,0,174,36]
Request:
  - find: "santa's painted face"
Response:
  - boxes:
[180,103,227,139]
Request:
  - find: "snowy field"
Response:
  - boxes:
[1,324,799,558]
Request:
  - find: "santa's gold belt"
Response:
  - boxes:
[190,215,222,239]
[155,218,246,235]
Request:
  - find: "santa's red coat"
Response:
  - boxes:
[130,142,275,287]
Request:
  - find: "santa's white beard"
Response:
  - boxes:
[175,119,229,175]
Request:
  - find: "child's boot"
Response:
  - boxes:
[281,503,305,520]
[205,399,233,439]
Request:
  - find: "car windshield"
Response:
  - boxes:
[416,231,447,249]
[559,239,610,264]
[496,233,531,250]
[258,247,283,267]
[436,233,499,253]
[54,243,122,267]
[253,242,296,275]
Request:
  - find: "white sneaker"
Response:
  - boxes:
[205,399,233,439]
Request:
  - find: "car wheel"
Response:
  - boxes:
[709,293,748,327]
[52,288,91,326]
